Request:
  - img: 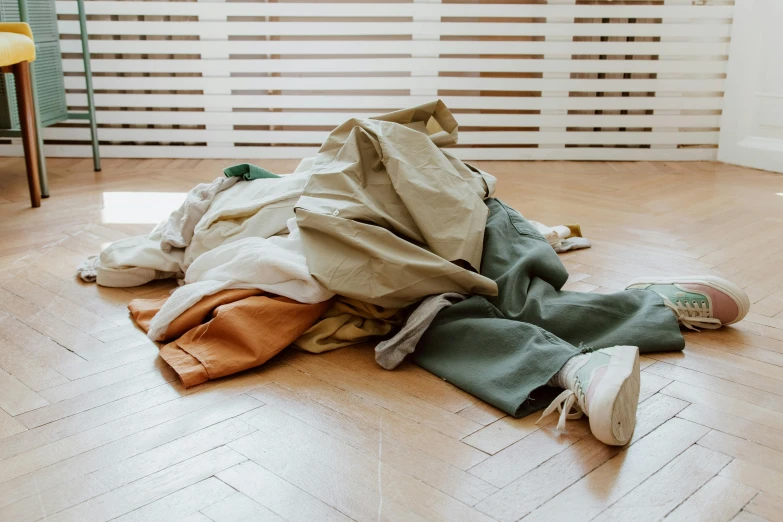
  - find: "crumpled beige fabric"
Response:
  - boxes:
[295,100,499,308]
[293,297,405,354]
[160,176,240,253]
[184,173,309,266]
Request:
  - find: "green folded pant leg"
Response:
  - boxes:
[413,198,684,418]
[223,164,279,180]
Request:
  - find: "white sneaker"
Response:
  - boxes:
[538,346,640,446]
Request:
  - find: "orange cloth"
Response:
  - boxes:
[129,290,331,387]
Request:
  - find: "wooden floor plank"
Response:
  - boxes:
[266,363,488,470]
[282,352,483,440]
[0,417,255,522]
[721,459,783,496]
[199,491,285,522]
[0,392,262,501]
[660,381,783,433]
[229,406,491,522]
[522,419,710,522]
[0,367,49,416]
[217,461,351,522]
[698,430,783,475]
[112,477,236,522]
[16,366,179,429]
[677,404,783,454]
[468,419,592,489]
[733,511,774,522]
[0,409,25,440]
[591,445,731,522]
[646,361,783,412]
[745,493,783,522]
[47,446,246,522]
[475,393,689,522]
[0,381,189,459]
[248,382,497,506]
[663,476,758,522]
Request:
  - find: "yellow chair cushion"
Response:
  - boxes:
[0,23,36,68]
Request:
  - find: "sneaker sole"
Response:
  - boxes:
[588,346,640,446]
[626,275,750,325]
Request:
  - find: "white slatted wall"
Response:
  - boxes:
[2,0,734,160]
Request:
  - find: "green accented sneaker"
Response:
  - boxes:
[626,275,750,330]
[538,346,641,446]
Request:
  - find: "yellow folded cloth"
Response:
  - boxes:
[294,297,405,354]
[0,23,36,68]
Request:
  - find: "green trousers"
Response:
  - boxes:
[414,198,684,418]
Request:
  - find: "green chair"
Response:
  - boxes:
[0,0,100,204]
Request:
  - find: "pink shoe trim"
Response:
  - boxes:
[680,283,739,325]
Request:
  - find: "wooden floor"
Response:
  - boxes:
[1,157,782,522]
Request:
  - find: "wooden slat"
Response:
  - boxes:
[55,1,735,19]
[63,111,723,129]
[39,127,722,146]
[0,145,719,162]
[62,58,730,75]
[58,39,731,56]
[58,20,734,38]
[64,93,727,111]
[62,76,727,93]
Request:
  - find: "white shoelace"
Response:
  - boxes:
[663,298,722,331]
[536,389,584,431]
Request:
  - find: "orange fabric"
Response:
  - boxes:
[129,290,331,388]
[129,288,265,341]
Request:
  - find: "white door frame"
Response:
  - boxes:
[719,0,783,173]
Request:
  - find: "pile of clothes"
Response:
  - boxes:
[78,101,590,402]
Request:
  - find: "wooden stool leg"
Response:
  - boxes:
[13,61,42,208]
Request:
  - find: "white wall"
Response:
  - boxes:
[2,0,735,161]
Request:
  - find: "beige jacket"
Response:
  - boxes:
[295,100,499,308]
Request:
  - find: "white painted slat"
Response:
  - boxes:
[41,127,719,145]
[447,147,717,161]
[61,58,729,75]
[55,1,734,20]
[0,144,717,161]
[65,94,726,111]
[58,39,729,57]
[72,111,721,128]
[57,20,733,38]
[64,76,726,93]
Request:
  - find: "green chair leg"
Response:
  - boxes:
[78,0,101,172]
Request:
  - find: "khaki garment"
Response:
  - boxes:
[293,297,404,354]
[129,290,330,388]
[295,100,499,308]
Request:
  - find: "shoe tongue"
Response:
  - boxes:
[570,350,612,414]
[581,365,610,415]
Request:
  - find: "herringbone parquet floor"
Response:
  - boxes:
[0,156,782,522]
